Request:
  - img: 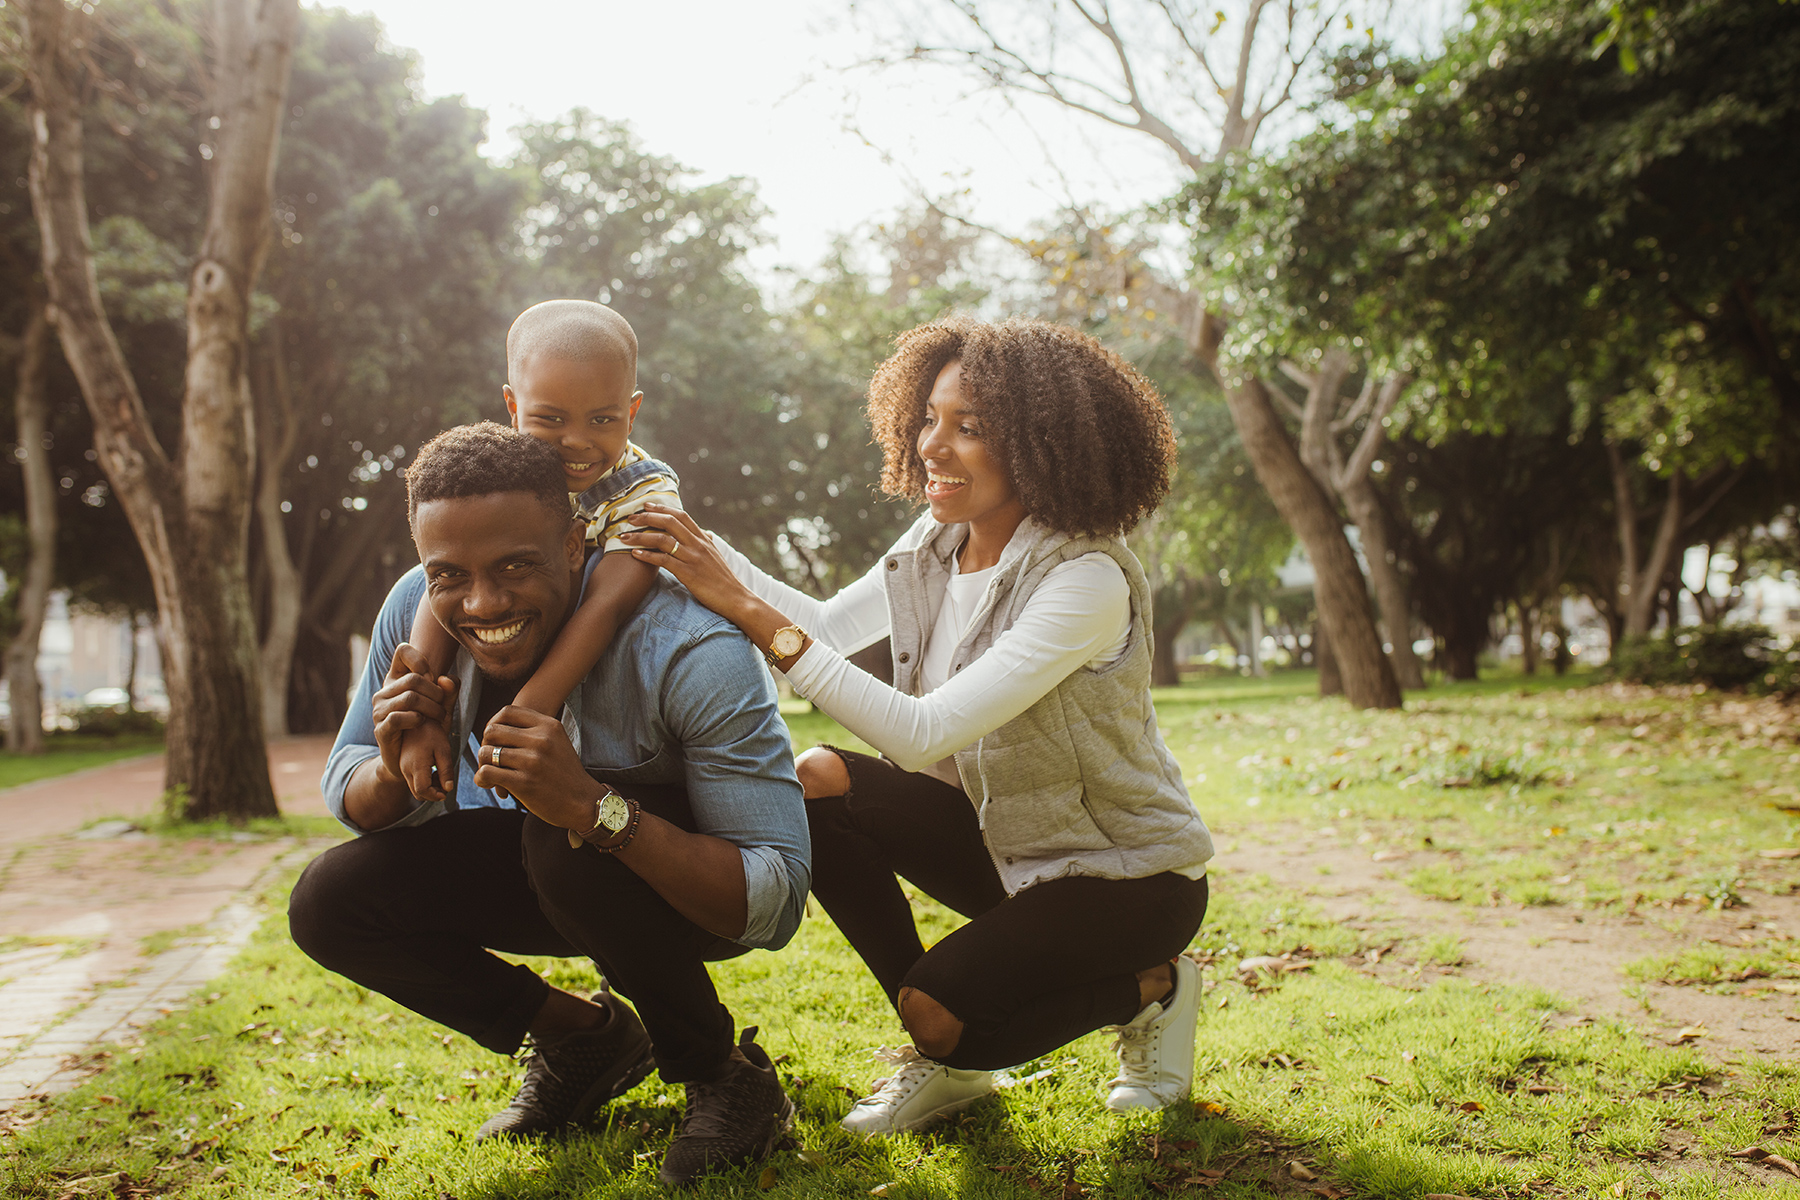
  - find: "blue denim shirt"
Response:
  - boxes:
[321,559,810,950]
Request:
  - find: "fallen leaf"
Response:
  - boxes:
[1423,1195,1482,1200]
[1670,1025,1709,1044]
[1196,1101,1226,1115]
[1728,1147,1800,1178]
[1458,1101,1484,1112]
[869,1184,895,1196]
[1401,1051,1416,1062]
[758,1166,778,1190]
[1365,1075,1392,1086]
[797,1149,830,1168]
[1216,995,1230,1009]
[1758,848,1800,859]
[1181,1177,1219,1189]
[1286,1161,1317,1181]
[1238,956,1287,974]
[1371,850,1409,862]
[1612,1183,1627,1197]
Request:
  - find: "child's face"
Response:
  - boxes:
[504,353,644,493]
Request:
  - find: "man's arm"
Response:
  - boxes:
[323,567,457,833]
[473,704,752,939]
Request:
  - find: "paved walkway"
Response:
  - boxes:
[0,737,338,1108]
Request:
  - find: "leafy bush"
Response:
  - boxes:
[69,706,165,737]
[1611,624,1798,693]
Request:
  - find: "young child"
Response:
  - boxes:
[398,299,681,802]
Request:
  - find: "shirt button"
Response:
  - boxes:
[1005,856,1014,865]
[897,651,910,663]
[886,559,898,570]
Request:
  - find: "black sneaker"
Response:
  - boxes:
[658,1027,795,1187]
[474,993,655,1141]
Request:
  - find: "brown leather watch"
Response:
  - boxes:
[567,787,641,852]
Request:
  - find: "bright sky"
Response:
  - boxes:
[351,0,1191,279]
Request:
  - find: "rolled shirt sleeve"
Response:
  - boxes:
[322,567,428,834]
[652,620,811,949]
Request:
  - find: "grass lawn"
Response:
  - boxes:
[2,674,1796,1198]
[0,733,165,792]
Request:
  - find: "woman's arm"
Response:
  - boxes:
[707,531,892,656]
[784,555,1130,770]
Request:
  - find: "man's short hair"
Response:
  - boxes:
[506,299,638,385]
[405,421,570,528]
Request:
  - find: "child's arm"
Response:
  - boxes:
[512,551,660,718]
[398,595,459,802]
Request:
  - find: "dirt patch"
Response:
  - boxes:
[1214,822,1800,1061]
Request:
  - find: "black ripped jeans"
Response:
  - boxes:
[807,748,1208,1072]
[288,796,744,1084]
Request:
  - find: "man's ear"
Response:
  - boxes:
[565,517,586,570]
[504,385,520,428]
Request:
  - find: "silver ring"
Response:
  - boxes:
[490,746,502,768]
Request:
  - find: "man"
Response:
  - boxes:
[289,422,810,1187]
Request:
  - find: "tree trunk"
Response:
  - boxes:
[1248,601,1266,678]
[1518,602,1538,676]
[125,613,142,710]
[1341,479,1425,689]
[1221,376,1399,708]
[253,333,301,739]
[4,300,53,755]
[23,0,299,819]
[1315,620,1342,697]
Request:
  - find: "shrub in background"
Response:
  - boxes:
[1611,624,1799,695]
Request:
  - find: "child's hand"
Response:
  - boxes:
[398,720,456,802]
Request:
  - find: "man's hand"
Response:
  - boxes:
[371,642,459,796]
[474,705,602,832]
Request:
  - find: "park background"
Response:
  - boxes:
[0,0,1797,1197]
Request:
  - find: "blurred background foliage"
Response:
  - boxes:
[2,0,1798,738]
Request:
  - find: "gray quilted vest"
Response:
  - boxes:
[882,514,1214,895]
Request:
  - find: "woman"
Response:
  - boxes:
[625,316,1214,1135]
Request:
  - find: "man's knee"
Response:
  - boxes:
[898,986,963,1060]
[796,747,850,801]
[287,846,360,964]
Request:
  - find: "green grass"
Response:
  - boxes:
[2,675,1797,1197]
[2,867,1794,1198]
[0,733,164,791]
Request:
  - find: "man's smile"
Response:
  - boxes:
[470,618,527,645]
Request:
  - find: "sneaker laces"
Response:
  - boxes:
[857,1045,940,1105]
[1107,1002,1164,1082]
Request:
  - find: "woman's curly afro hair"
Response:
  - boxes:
[865,316,1177,538]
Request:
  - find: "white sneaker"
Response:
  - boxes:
[1104,955,1200,1112]
[839,1045,995,1136]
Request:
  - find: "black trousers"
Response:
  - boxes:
[809,749,1209,1071]
[288,797,742,1083]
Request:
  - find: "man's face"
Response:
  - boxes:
[505,353,643,494]
[414,491,586,684]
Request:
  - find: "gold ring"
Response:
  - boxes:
[669,540,680,559]
[490,746,502,768]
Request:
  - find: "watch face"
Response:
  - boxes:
[771,627,804,658]
[598,793,631,833]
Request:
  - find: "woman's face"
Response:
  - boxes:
[916,360,1024,530]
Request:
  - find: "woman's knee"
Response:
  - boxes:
[898,986,963,1060]
[796,746,851,801]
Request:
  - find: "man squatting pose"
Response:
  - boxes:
[287,419,811,1188]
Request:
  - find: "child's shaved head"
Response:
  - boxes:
[506,299,638,386]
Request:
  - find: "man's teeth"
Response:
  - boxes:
[473,620,526,645]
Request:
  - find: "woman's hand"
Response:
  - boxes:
[620,505,756,621]
[622,504,813,670]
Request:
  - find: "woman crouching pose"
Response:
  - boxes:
[626,316,1214,1134]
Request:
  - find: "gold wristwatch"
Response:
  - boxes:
[764,624,806,666]
[567,786,635,849]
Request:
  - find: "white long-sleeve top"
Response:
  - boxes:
[711,531,1131,778]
